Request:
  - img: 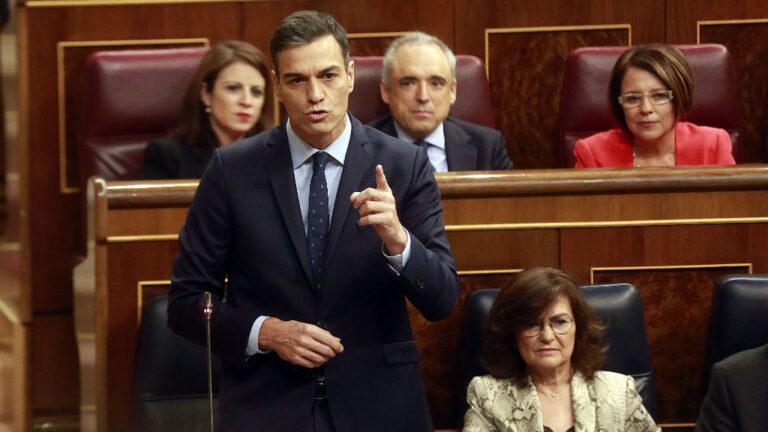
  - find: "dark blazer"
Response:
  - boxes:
[369,115,513,171]
[696,343,768,432]
[139,136,213,179]
[168,115,459,432]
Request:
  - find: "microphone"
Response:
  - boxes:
[202,292,214,432]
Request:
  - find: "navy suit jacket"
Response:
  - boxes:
[168,115,459,432]
[369,115,513,171]
[696,344,768,432]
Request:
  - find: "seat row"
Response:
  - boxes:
[133,274,768,431]
[77,43,744,186]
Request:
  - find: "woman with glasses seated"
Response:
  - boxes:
[574,44,735,168]
[463,267,659,432]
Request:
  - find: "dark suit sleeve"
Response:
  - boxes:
[490,131,513,170]
[696,364,738,432]
[167,149,256,367]
[139,140,175,180]
[396,149,459,321]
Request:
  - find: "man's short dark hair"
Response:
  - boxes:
[270,10,350,76]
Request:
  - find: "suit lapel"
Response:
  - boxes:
[444,118,476,171]
[571,373,596,432]
[672,122,689,165]
[324,117,372,268]
[265,126,315,287]
[378,116,398,138]
[513,378,544,432]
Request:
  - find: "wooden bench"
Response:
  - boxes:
[75,166,768,432]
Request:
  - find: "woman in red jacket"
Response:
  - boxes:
[574,44,736,168]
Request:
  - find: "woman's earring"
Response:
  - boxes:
[205,106,212,114]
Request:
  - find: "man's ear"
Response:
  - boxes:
[380,79,390,105]
[347,60,355,93]
[450,78,457,105]
[270,69,282,102]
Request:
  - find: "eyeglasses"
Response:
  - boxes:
[618,90,674,108]
[520,314,574,337]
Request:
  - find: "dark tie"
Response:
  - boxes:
[308,151,331,290]
[414,140,436,172]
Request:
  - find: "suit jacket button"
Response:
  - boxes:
[317,320,328,330]
[415,279,424,290]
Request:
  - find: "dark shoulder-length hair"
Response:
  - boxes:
[608,43,695,134]
[174,40,273,151]
[481,267,606,386]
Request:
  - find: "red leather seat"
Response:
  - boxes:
[76,46,207,184]
[348,56,389,125]
[74,47,207,259]
[558,44,741,167]
[349,55,496,128]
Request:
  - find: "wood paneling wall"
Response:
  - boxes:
[4,0,768,429]
[486,26,630,167]
[699,21,768,163]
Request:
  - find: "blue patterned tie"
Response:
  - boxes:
[307,151,331,290]
[414,140,436,172]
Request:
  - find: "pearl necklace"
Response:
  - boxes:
[633,147,675,167]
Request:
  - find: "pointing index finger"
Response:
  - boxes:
[375,164,390,192]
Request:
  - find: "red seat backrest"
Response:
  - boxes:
[77,46,208,184]
[74,46,207,260]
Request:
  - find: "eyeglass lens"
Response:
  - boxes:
[522,314,573,336]
[619,90,673,107]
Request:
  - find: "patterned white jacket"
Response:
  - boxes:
[463,371,659,432]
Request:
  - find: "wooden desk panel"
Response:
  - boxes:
[560,225,762,422]
[75,167,768,431]
[0,295,28,432]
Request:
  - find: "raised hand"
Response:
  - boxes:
[350,164,408,255]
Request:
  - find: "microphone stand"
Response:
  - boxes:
[202,292,215,432]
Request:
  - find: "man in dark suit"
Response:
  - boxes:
[695,343,768,432]
[167,10,458,432]
[370,32,512,172]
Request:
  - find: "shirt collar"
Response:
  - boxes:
[394,120,446,150]
[287,113,351,168]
